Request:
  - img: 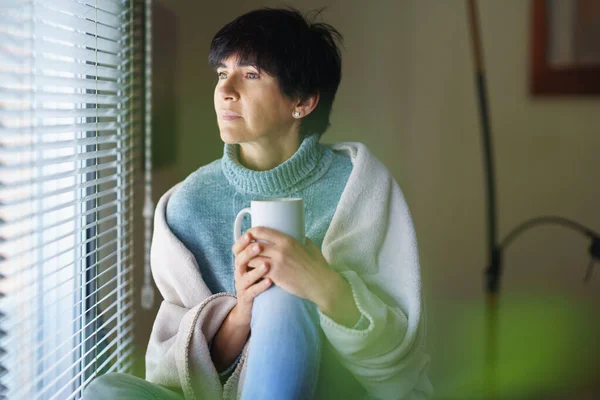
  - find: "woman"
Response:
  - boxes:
[84,7,432,400]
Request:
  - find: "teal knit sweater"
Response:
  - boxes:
[165,133,353,296]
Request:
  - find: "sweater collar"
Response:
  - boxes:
[221,133,324,195]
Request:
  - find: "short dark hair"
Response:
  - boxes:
[209,7,344,139]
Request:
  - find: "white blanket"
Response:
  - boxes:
[145,141,433,399]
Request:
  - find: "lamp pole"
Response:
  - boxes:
[466,2,500,398]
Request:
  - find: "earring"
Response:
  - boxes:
[294,111,300,118]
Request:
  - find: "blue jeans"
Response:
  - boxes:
[241,284,323,399]
[82,285,322,399]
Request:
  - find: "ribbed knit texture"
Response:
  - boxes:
[166,133,353,295]
[221,133,333,195]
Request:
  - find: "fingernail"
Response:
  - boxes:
[253,244,260,252]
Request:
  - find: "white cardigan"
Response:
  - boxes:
[145,141,433,400]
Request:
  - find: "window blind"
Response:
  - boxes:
[0,0,144,398]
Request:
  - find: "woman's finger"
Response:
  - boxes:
[305,237,318,252]
[234,242,262,275]
[241,259,269,289]
[232,232,253,256]
[247,255,270,270]
[247,277,272,299]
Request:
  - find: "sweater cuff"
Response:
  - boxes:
[208,339,242,380]
[351,314,371,330]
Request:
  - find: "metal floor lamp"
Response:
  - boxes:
[465,1,599,398]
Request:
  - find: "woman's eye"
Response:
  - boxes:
[216,71,259,80]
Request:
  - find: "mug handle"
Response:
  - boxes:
[234,207,252,242]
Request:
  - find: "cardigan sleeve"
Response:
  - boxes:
[145,293,238,398]
[145,184,243,399]
[317,271,433,399]
[317,155,433,399]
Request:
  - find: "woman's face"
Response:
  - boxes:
[214,54,299,145]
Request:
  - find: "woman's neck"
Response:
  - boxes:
[238,132,301,171]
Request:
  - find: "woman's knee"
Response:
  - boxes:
[252,285,318,323]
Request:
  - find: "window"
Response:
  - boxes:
[0,0,142,398]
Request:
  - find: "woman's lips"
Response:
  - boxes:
[221,110,242,120]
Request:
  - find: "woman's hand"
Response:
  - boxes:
[244,227,335,306]
[231,233,273,326]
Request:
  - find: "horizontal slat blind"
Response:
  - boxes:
[0,0,142,398]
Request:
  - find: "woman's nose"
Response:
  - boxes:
[218,77,240,101]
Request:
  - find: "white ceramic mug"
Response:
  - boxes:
[233,198,306,245]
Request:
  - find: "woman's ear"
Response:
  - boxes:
[296,92,320,117]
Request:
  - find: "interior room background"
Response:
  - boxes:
[146,1,600,398]
[2,0,599,399]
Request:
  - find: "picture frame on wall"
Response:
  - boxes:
[530,0,600,96]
